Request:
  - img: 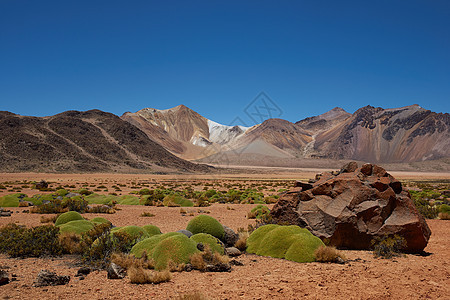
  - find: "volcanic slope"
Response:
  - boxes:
[0,110,210,173]
[121,105,250,159]
[311,105,450,162]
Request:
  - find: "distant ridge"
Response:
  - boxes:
[0,109,210,173]
[123,104,450,164]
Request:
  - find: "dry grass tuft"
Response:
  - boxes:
[176,291,209,300]
[314,246,346,263]
[59,232,83,254]
[140,212,155,217]
[40,215,58,224]
[111,253,154,270]
[189,245,229,271]
[247,211,257,219]
[128,267,171,284]
[438,212,450,220]
[234,232,248,251]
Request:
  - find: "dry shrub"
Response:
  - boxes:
[18,201,29,207]
[234,232,248,251]
[59,232,83,254]
[438,212,450,220]
[314,246,346,263]
[179,208,187,214]
[189,245,229,271]
[128,267,171,284]
[111,253,154,270]
[140,212,155,217]
[247,211,257,219]
[168,260,186,272]
[40,215,58,224]
[176,292,209,300]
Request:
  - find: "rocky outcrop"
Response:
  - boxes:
[33,270,70,287]
[271,162,431,252]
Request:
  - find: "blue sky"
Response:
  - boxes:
[1,1,449,125]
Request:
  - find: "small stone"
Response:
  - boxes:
[106,263,126,279]
[225,247,242,257]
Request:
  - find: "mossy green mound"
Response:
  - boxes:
[152,234,199,270]
[142,224,162,236]
[186,215,224,240]
[90,217,112,226]
[163,195,194,207]
[55,211,84,226]
[117,195,140,205]
[251,205,271,219]
[85,194,119,205]
[246,225,324,263]
[111,225,149,240]
[439,204,450,213]
[191,233,224,254]
[56,189,69,197]
[58,219,95,235]
[0,193,26,207]
[131,232,183,259]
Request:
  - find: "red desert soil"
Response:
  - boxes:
[0,206,449,300]
[0,169,449,299]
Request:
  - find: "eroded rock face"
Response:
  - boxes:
[271,162,431,252]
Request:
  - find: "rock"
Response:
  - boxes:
[75,267,91,277]
[196,243,205,251]
[222,226,238,247]
[35,180,48,190]
[0,270,10,286]
[229,259,244,266]
[270,163,431,253]
[205,263,231,272]
[106,263,126,279]
[294,181,313,191]
[225,247,242,257]
[33,270,70,287]
[339,161,358,173]
[0,208,12,217]
[177,229,193,238]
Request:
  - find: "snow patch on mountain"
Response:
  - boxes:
[207,120,250,145]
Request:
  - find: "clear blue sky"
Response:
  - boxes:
[1,1,449,125]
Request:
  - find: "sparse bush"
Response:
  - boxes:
[0,224,62,257]
[63,197,89,213]
[371,234,407,259]
[59,232,83,254]
[129,267,171,284]
[186,215,224,240]
[314,246,346,263]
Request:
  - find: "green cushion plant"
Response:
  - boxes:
[142,224,162,236]
[131,232,184,259]
[247,224,324,263]
[190,233,224,254]
[151,234,199,270]
[186,215,224,240]
[0,193,26,207]
[55,211,84,226]
[58,219,95,235]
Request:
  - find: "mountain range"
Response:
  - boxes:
[122,104,450,165]
[1,104,449,173]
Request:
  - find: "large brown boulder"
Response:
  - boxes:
[271,162,431,252]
